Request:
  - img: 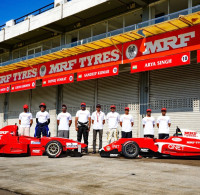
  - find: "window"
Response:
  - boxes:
[13,47,27,59]
[124,9,143,27]
[169,0,188,14]
[0,52,9,63]
[150,0,168,20]
[27,46,42,55]
[193,0,200,6]
[108,16,123,31]
[92,21,107,36]
[66,31,78,44]
[13,50,19,59]
[43,41,52,51]
[79,26,92,40]
[52,36,61,48]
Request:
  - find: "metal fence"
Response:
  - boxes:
[5,101,140,119]
[149,97,199,112]
[5,97,200,119]
[0,4,200,67]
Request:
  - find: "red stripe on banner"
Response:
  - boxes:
[77,65,119,81]
[11,81,36,92]
[42,74,74,87]
[0,85,10,94]
[131,52,190,73]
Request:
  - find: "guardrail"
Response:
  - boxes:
[0,4,200,67]
[0,2,54,30]
[14,3,54,25]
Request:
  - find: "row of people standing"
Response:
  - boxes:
[75,103,134,153]
[142,108,171,139]
[18,102,171,154]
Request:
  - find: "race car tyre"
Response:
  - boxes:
[122,141,140,159]
[45,140,63,158]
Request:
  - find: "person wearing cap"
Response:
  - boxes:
[106,105,120,144]
[120,107,134,138]
[91,104,105,154]
[57,104,72,138]
[75,102,91,153]
[35,103,50,138]
[157,108,171,139]
[142,109,155,138]
[18,104,33,136]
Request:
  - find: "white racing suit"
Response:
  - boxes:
[107,128,118,144]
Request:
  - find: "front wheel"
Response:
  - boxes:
[122,141,139,159]
[45,141,63,158]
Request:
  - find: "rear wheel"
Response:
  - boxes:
[122,141,139,159]
[45,141,63,158]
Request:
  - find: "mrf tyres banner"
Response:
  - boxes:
[1,23,200,86]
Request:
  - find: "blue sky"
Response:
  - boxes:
[0,0,53,25]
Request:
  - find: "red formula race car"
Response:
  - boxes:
[100,128,200,159]
[0,125,87,158]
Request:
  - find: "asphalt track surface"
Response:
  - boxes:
[0,154,200,195]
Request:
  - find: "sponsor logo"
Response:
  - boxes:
[143,31,195,55]
[39,65,47,77]
[32,149,41,153]
[78,75,82,79]
[66,143,78,148]
[110,154,119,157]
[113,67,118,74]
[126,44,138,59]
[187,141,195,144]
[168,144,184,151]
[184,131,197,137]
[172,138,182,142]
[31,141,41,144]
[111,144,120,149]
[43,81,46,84]
[0,131,9,135]
[141,148,149,152]
[106,146,111,151]
[69,75,73,81]
[32,82,35,87]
